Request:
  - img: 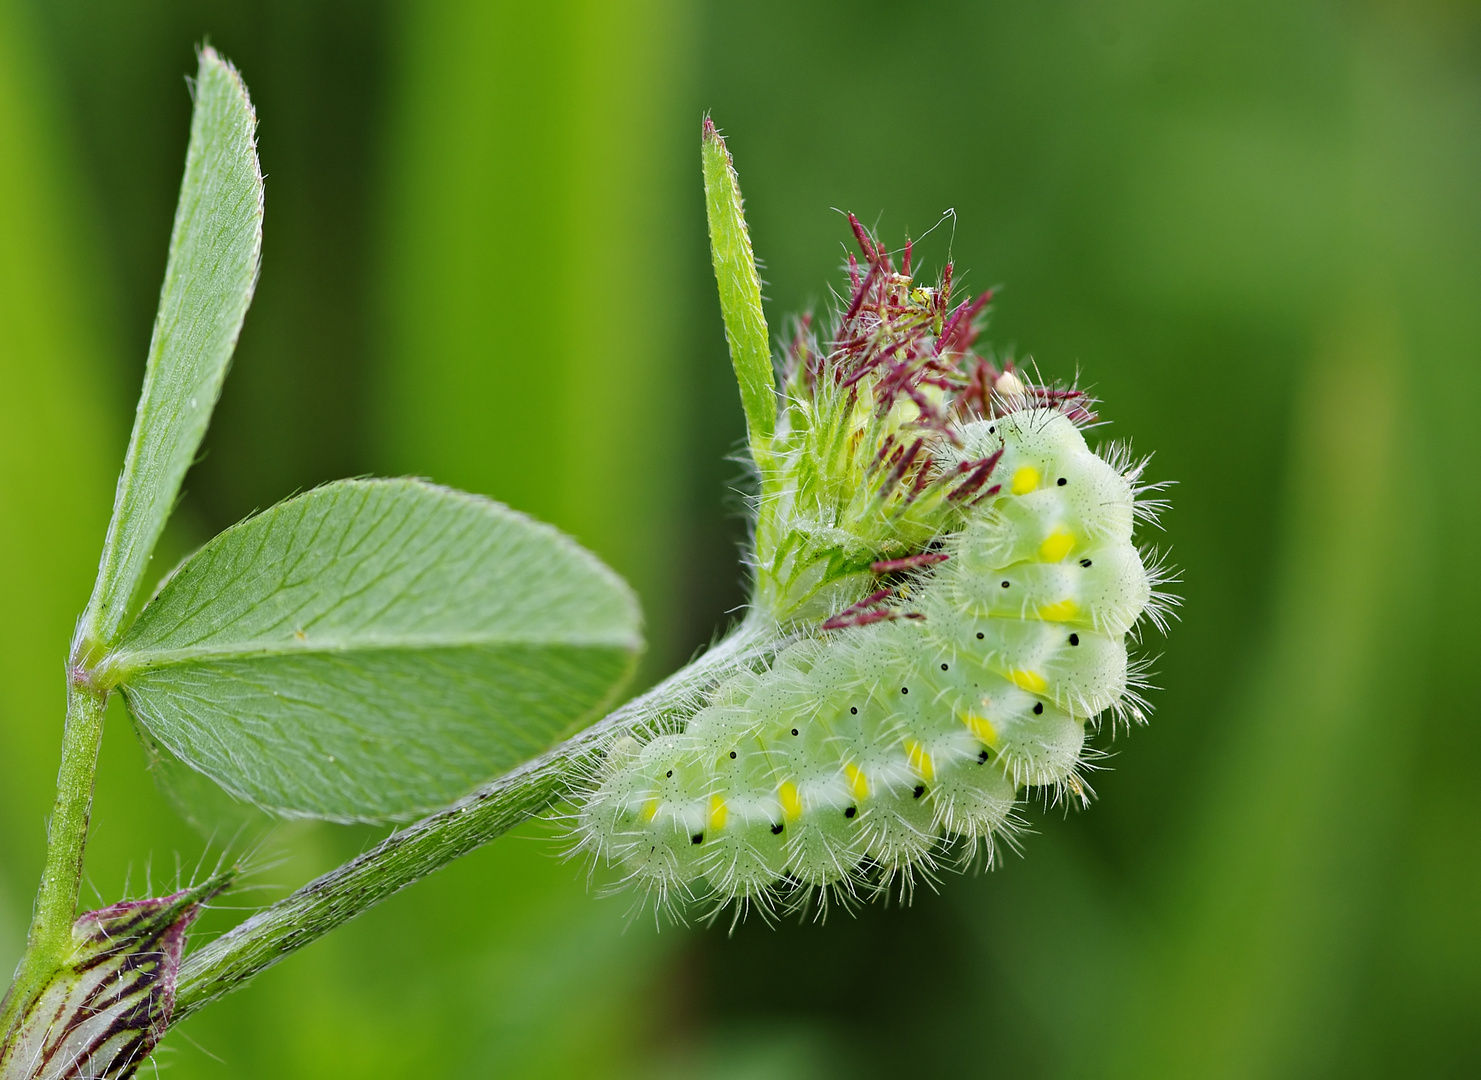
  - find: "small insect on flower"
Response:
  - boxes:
[571,122,1176,924]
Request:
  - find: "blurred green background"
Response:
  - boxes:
[2,0,1478,1075]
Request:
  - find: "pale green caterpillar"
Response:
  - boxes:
[574,129,1171,918]
[575,407,1170,916]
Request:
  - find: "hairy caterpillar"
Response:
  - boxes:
[574,136,1172,917]
[575,406,1171,915]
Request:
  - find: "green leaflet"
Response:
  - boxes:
[101,478,643,822]
[702,118,775,452]
[76,47,263,657]
[135,723,273,840]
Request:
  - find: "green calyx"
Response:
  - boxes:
[700,128,1090,625]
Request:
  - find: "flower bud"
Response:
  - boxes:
[0,875,228,1080]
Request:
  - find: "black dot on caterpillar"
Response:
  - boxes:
[729,750,737,759]
[1033,702,1044,715]
[850,707,858,715]
[791,727,799,736]
[771,823,784,835]
[913,785,926,799]
[691,833,703,844]
[1080,558,1092,567]
[1057,477,1067,486]
[1000,580,1010,588]
[665,770,672,778]
[901,686,909,694]
[976,632,985,639]
[1069,633,1080,646]
[977,750,991,763]
[844,807,857,819]
[941,662,949,670]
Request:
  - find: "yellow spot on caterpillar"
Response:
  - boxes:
[641,797,660,822]
[1036,599,1080,621]
[964,713,999,746]
[1039,529,1075,562]
[1010,669,1048,694]
[844,762,870,800]
[1011,466,1040,495]
[778,781,802,821]
[905,740,935,781]
[708,794,729,831]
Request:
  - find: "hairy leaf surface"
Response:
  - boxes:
[702,119,774,448]
[105,479,642,821]
[78,48,264,653]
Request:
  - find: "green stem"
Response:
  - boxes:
[172,615,775,1021]
[0,680,109,1039]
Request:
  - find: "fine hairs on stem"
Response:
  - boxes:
[173,616,774,1018]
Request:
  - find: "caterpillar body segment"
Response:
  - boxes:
[574,409,1163,912]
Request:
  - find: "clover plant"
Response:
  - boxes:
[0,49,1170,1079]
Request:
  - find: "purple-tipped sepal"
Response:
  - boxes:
[0,874,229,1080]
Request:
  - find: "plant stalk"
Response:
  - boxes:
[172,615,775,1021]
[0,680,109,1040]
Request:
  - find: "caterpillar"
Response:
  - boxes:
[575,406,1170,916]
[573,188,1172,918]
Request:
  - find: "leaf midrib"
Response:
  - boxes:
[102,629,640,683]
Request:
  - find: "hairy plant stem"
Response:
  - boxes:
[0,681,109,1040]
[172,614,775,1022]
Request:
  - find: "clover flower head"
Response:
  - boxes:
[753,215,1092,623]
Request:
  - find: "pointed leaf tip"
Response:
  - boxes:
[78,48,264,658]
[701,120,775,451]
